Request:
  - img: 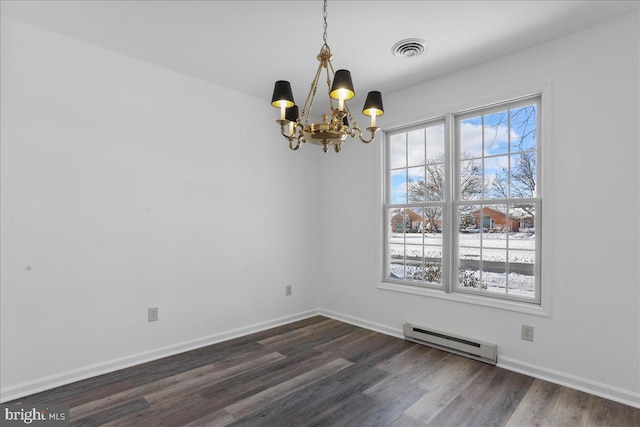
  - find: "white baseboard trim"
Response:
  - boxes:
[319,308,640,409]
[317,309,404,339]
[0,309,320,403]
[4,308,639,410]
[498,356,640,409]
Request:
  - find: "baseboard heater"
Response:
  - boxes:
[403,323,497,365]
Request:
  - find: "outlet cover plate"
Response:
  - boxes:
[148,307,159,322]
[521,325,534,342]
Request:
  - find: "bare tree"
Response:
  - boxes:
[483,106,536,153]
[490,105,537,217]
[510,106,537,153]
[459,156,484,199]
[407,153,482,232]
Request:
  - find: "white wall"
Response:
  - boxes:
[0,15,320,399]
[2,10,639,408]
[317,12,639,406]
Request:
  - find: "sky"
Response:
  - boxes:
[388,103,537,205]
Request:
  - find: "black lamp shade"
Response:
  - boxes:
[271,80,295,108]
[362,91,384,116]
[285,105,299,122]
[330,70,355,100]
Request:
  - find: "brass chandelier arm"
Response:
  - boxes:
[341,93,380,143]
[347,124,379,144]
[358,127,379,144]
[300,60,325,125]
[342,98,360,131]
[279,122,304,150]
[325,59,337,111]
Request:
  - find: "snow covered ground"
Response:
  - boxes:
[388,231,536,297]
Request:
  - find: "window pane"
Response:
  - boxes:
[407,207,425,236]
[424,206,444,235]
[509,250,535,269]
[508,250,535,298]
[483,232,507,250]
[407,167,426,203]
[459,205,481,237]
[484,156,509,199]
[460,117,483,158]
[388,244,405,279]
[459,233,482,253]
[483,248,507,263]
[387,209,404,241]
[389,209,407,234]
[480,204,509,236]
[506,273,535,298]
[459,246,481,262]
[425,162,445,202]
[390,133,406,169]
[407,129,425,167]
[405,239,424,278]
[460,159,482,200]
[510,203,536,234]
[389,244,406,260]
[390,169,407,203]
[510,104,537,152]
[483,111,509,156]
[426,124,445,162]
[389,264,406,280]
[510,152,536,198]
[459,209,484,289]
[458,251,483,290]
[406,243,424,267]
[482,249,507,295]
[424,244,443,261]
[409,259,442,285]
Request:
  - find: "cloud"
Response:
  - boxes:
[390,123,445,169]
[460,121,517,158]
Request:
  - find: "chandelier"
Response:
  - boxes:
[270,0,384,153]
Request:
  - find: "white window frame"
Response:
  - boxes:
[453,96,542,304]
[380,90,550,316]
[384,118,449,291]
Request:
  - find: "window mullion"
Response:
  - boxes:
[404,132,408,279]
[444,113,454,293]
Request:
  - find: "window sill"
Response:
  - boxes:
[377,282,550,317]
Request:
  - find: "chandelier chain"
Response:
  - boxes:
[271,0,383,153]
[322,0,329,52]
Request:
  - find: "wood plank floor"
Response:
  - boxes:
[10,316,640,426]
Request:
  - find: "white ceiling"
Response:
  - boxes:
[2,1,639,106]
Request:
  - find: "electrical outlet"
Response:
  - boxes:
[285,285,292,296]
[521,325,534,342]
[148,307,159,322]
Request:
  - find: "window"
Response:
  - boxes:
[384,95,541,304]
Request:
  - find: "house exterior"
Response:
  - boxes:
[470,207,521,231]
[391,209,442,233]
[391,209,424,232]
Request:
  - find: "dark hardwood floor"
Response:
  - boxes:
[11,316,640,426]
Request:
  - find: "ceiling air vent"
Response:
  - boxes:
[392,38,428,58]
